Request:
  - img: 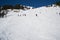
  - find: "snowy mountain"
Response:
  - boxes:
[0,5,60,40]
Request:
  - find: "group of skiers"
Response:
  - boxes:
[18,14,26,16]
[18,14,38,16]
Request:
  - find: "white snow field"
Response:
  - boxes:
[0,6,60,40]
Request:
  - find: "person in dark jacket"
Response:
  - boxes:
[36,14,37,16]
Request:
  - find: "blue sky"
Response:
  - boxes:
[0,0,60,7]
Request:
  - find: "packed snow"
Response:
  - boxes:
[0,6,60,40]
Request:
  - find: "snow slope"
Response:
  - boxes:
[0,6,60,40]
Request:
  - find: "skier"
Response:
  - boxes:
[36,14,37,16]
[59,13,60,15]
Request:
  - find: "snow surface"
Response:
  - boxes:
[0,7,60,40]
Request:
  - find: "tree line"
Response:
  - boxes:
[0,2,60,10]
[0,4,27,10]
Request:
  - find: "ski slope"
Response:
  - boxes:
[0,6,60,40]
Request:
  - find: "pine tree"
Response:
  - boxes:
[55,1,60,6]
[2,5,13,10]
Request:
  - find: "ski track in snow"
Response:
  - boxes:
[0,7,60,40]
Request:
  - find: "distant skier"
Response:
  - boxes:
[59,13,60,15]
[36,14,37,16]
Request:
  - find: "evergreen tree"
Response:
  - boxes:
[14,4,20,9]
[55,1,60,6]
[14,4,24,10]
[2,5,13,10]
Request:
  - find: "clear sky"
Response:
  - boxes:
[0,0,60,7]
